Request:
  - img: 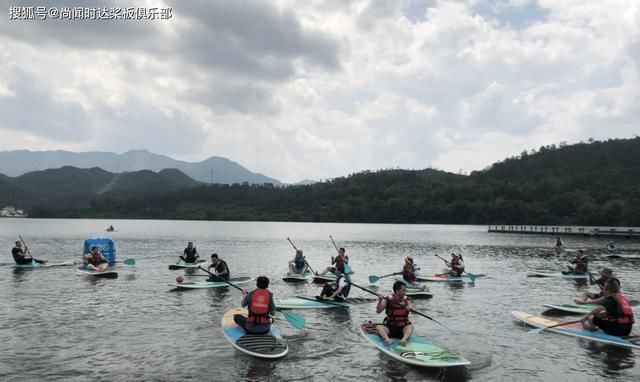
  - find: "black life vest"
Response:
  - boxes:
[247,289,271,325]
[294,255,305,269]
[214,260,230,277]
[183,247,197,262]
[384,294,411,328]
[606,293,635,325]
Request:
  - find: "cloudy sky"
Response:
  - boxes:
[1,1,638,183]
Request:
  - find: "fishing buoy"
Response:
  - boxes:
[176,275,184,283]
[607,242,616,253]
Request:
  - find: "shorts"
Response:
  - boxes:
[593,317,632,336]
[385,323,411,338]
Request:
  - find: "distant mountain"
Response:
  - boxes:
[0,166,200,209]
[0,149,282,185]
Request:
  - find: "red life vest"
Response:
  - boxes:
[607,293,635,325]
[384,294,411,328]
[402,265,416,282]
[334,254,346,266]
[247,289,271,325]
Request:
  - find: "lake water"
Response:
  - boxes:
[1,219,639,381]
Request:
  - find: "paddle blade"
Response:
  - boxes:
[368,275,380,284]
[466,273,476,283]
[527,326,547,334]
[123,258,136,265]
[280,310,305,329]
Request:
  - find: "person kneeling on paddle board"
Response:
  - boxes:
[288,249,309,275]
[320,263,350,301]
[402,256,426,290]
[178,241,199,264]
[316,247,349,276]
[580,281,634,337]
[84,246,108,271]
[12,240,46,265]
[442,253,464,276]
[575,268,621,305]
[207,253,230,281]
[563,249,588,275]
[376,281,415,346]
[234,276,276,335]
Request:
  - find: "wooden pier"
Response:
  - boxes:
[488,225,640,239]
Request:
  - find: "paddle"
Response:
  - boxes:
[198,266,305,329]
[295,295,350,309]
[435,254,450,265]
[19,234,46,263]
[368,272,402,284]
[528,318,584,334]
[348,281,454,334]
[118,259,136,266]
[329,235,340,253]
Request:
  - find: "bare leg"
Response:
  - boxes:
[376,325,393,345]
[399,325,414,346]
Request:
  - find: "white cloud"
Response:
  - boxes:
[0,0,639,182]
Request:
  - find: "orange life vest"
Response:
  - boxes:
[247,289,271,325]
[384,294,411,328]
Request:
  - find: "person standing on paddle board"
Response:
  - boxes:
[555,237,563,251]
[234,276,276,334]
[178,241,199,264]
[12,240,46,265]
[580,281,634,337]
[317,247,349,276]
[288,249,309,275]
[402,256,426,290]
[83,245,108,271]
[376,281,415,346]
[563,249,588,275]
[320,263,351,301]
[575,268,621,305]
[207,253,230,281]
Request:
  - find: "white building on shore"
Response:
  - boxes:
[1,206,27,217]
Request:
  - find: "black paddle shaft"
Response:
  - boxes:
[329,235,340,253]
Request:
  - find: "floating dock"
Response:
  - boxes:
[488,225,640,239]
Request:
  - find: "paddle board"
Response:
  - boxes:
[542,304,598,314]
[168,259,207,270]
[526,272,588,279]
[417,273,485,282]
[75,267,118,279]
[282,271,312,282]
[405,288,434,299]
[221,307,288,359]
[512,311,640,350]
[359,322,470,367]
[168,276,254,289]
[11,260,75,269]
[274,296,376,309]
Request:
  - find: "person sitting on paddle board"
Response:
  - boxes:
[234,276,276,335]
[580,281,634,337]
[178,241,199,264]
[320,263,351,301]
[401,256,426,290]
[563,249,588,275]
[288,249,309,275]
[317,247,349,276]
[83,245,108,271]
[575,268,621,305]
[442,253,464,276]
[207,253,230,281]
[12,240,46,265]
[376,280,415,346]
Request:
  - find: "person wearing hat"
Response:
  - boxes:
[401,256,426,290]
[580,281,634,337]
[288,249,309,275]
[563,249,588,275]
[575,268,621,305]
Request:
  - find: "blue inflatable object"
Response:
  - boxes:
[83,237,116,264]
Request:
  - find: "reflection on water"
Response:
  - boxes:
[0,219,639,381]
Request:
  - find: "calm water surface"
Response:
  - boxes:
[1,219,639,381]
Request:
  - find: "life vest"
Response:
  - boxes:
[451,258,463,274]
[384,294,411,328]
[606,293,635,325]
[184,247,197,262]
[402,265,416,282]
[334,254,346,266]
[247,289,271,325]
[294,256,305,269]
[575,257,588,273]
[337,273,351,298]
[599,277,620,293]
[215,260,229,277]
